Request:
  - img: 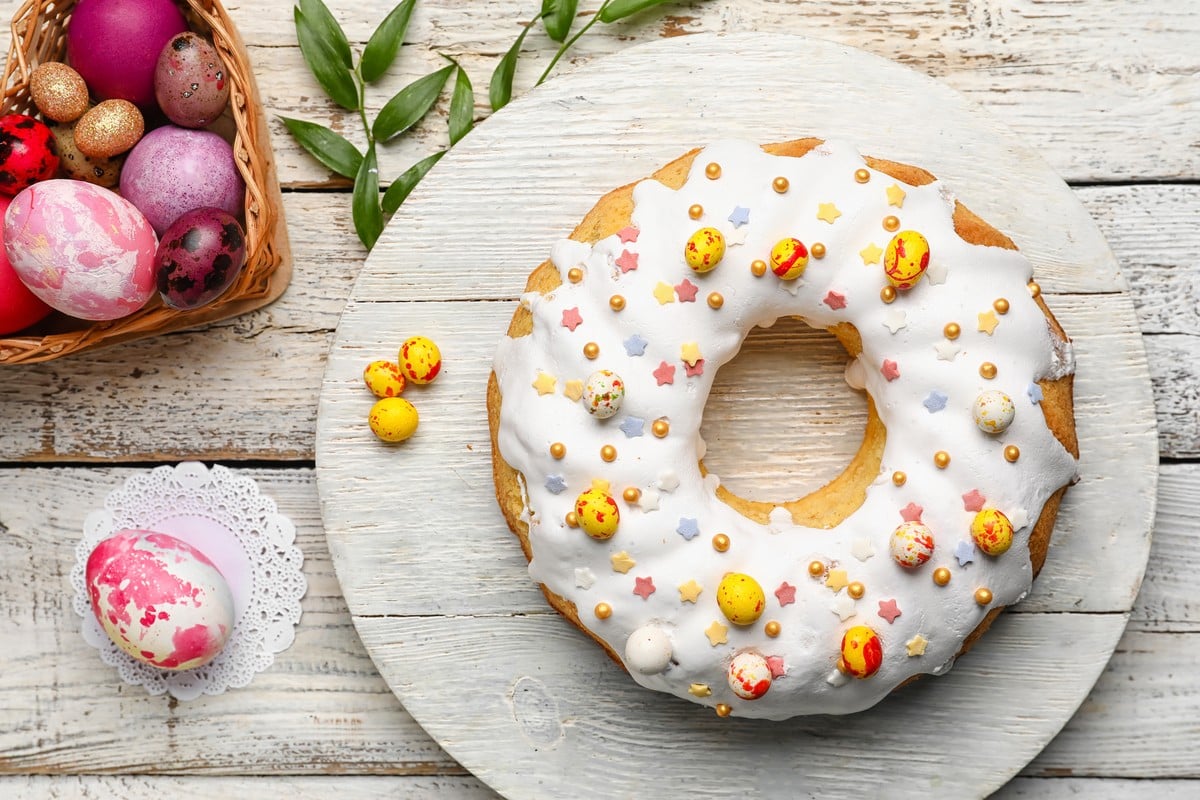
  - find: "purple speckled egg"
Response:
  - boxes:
[155,33,231,128]
[120,126,244,235]
[156,207,246,310]
[3,180,157,320]
[67,0,188,108]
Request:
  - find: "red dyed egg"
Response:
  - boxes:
[0,114,59,196]
[0,195,52,334]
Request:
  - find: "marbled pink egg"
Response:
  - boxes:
[3,180,157,320]
[86,529,234,671]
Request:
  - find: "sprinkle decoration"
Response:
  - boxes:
[900,502,923,522]
[688,204,703,220]
[807,561,826,578]
[934,451,951,469]
[881,359,901,381]
[685,227,726,273]
[707,292,724,309]
[568,267,584,283]
[633,576,656,600]
[978,310,1000,335]
[676,517,701,541]
[616,226,639,243]
[652,361,676,386]
[854,168,871,183]
[600,444,617,462]
[811,242,827,259]
[549,442,566,459]
[705,162,721,180]
[619,417,644,438]
[824,290,847,310]
[860,243,883,265]
[770,237,809,280]
[623,334,648,357]
[750,259,768,277]
[971,508,1015,556]
[728,206,750,227]
[712,533,731,552]
[610,551,636,573]
[675,279,699,303]
[765,620,782,637]
[840,625,883,678]
[594,602,612,619]
[651,419,670,438]
[848,581,866,600]
[705,621,729,646]
[817,202,842,223]
[717,573,767,625]
[1005,445,1021,462]
[974,587,994,606]
[609,295,626,311]
[715,704,732,717]
[825,569,849,592]
[878,599,902,624]
[905,634,927,657]
[564,379,584,401]
[561,307,583,331]
[962,489,987,512]
[583,342,600,360]
[954,540,976,566]
[932,567,952,586]
[772,176,789,193]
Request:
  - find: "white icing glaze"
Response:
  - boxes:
[492,140,1078,719]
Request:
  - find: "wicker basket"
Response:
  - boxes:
[0,0,292,364]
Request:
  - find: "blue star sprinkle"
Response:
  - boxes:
[923,391,948,413]
[1027,382,1043,404]
[624,334,648,357]
[727,206,751,228]
[620,416,645,438]
[677,517,700,541]
[545,475,567,494]
[955,540,976,567]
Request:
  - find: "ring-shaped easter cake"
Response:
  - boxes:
[488,139,1078,720]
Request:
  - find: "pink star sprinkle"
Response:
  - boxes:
[653,361,676,386]
[823,290,847,310]
[561,307,583,331]
[900,502,923,522]
[683,359,705,377]
[633,576,656,599]
[616,226,640,244]
[962,489,987,512]
[615,249,639,273]
[766,656,786,678]
[775,582,797,606]
[878,599,902,624]
[881,359,900,381]
[674,279,699,302]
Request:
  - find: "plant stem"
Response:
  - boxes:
[355,64,374,148]
[535,0,610,86]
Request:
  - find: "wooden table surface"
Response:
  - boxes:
[0,1,1195,797]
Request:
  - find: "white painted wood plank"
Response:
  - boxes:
[1,776,496,799]
[1129,464,1200,633]
[999,778,1200,799]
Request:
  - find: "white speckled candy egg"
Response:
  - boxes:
[890,521,935,568]
[582,369,624,418]
[973,390,1015,434]
[625,625,673,675]
[728,651,772,700]
[85,529,234,671]
[3,180,157,320]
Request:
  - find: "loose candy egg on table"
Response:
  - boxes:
[85,528,235,671]
[0,114,59,196]
[50,122,124,188]
[29,62,89,123]
[74,100,145,159]
[0,196,52,335]
[368,397,419,443]
[684,226,725,273]
[770,237,809,280]
[5,180,158,320]
[716,572,766,626]
[883,230,931,289]
[67,0,188,108]
[155,207,247,310]
[155,32,231,129]
[399,335,442,385]
[363,360,407,398]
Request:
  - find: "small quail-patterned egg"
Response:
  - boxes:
[840,625,883,678]
[29,62,89,123]
[684,226,725,272]
[574,487,619,540]
[716,572,766,626]
[625,625,673,675]
[49,122,124,187]
[769,237,809,280]
[399,335,442,385]
[728,651,772,699]
[972,390,1015,434]
[883,229,930,289]
[971,508,1015,556]
[582,369,624,418]
[74,100,145,159]
[363,360,407,398]
[890,521,935,568]
[368,397,419,443]
[155,32,231,128]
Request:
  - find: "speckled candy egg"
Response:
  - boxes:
[50,122,124,188]
[728,651,772,700]
[770,237,809,280]
[67,0,188,107]
[574,487,619,540]
[582,369,624,418]
[624,625,673,675]
[4,180,157,320]
[973,390,1016,434]
[971,508,1015,556]
[155,33,231,128]
[363,360,406,398]
[884,230,931,289]
[684,226,725,272]
[840,625,883,679]
[0,196,52,334]
[399,335,442,385]
[155,207,246,310]
[890,521,935,568]
[29,62,89,123]
[0,114,58,195]
[86,529,234,671]
[74,100,145,159]
[121,126,244,235]
[368,397,419,442]
[716,572,766,626]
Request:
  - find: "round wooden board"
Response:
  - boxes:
[317,34,1156,799]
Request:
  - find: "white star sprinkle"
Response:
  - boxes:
[851,538,876,561]
[725,226,748,246]
[575,567,595,589]
[882,308,908,333]
[831,594,858,621]
[934,340,961,361]
[657,470,680,492]
[1009,507,1030,530]
[925,260,948,285]
[637,489,661,512]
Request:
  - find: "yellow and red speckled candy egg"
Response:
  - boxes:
[728,651,772,700]
[583,369,624,418]
[971,508,1014,556]
[575,487,620,539]
[769,237,809,280]
[363,360,407,398]
[399,336,442,385]
[883,230,930,289]
[840,625,883,679]
[716,572,766,626]
[368,397,419,442]
[890,521,935,568]
[972,390,1015,434]
[684,226,725,272]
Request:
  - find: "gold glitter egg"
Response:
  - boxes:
[688,203,704,220]
[707,292,724,309]
[705,162,721,180]
[594,602,612,619]
[848,581,865,600]
[994,297,1010,315]
[1028,281,1041,298]
[934,451,951,469]
[565,511,579,528]
[933,567,952,587]
[808,560,826,578]
[772,176,789,193]
[1004,445,1021,463]
[652,419,670,438]
[715,703,732,717]
[750,259,768,277]
[600,444,617,462]
[854,168,871,183]
[712,533,731,552]
[74,100,145,159]
[609,294,626,312]
[622,487,641,503]
[944,322,961,340]
[980,362,998,379]
[811,242,827,259]
[892,471,907,486]
[764,620,782,638]
[29,62,88,123]
[883,215,900,232]
[567,267,584,283]
[550,442,566,459]
[974,588,994,606]
[880,286,897,304]
[583,342,600,359]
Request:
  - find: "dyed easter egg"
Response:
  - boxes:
[74,100,145,158]
[684,226,725,273]
[716,572,766,626]
[890,521,935,568]
[4,180,157,320]
[29,62,88,123]
[0,114,59,195]
[973,390,1015,434]
[67,0,188,108]
[363,360,407,398]
[50,122,124,188]
[0,196,52,335]
[840,625,883,679]
[625,625,673,675]
[883,230,930,289]
[155,33,231,128]
[971,508,1014,556]
[155,207,246,310]
[368,397,419,443]
[769,237,809,280]
[583,369,624,418]
[399,335,442,385]
[728,651,772,699]
[574,487,619,540]
[121,126,244,235]
[86,529,234,671]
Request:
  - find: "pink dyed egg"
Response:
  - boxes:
[3,180,157,320]
[120,126,245,235]
[86,529,234,671]
[66,0,188,108]
[0,195,53,335]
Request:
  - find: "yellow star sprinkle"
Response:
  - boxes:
[977,310,1000,335]
[689,683,712,698]
[704,620,729,646]
[563,379,584,401]
[653,281,676,305]
[887,183,906,207]
[590,478,611,494]
[906,634,928,657]
[678,579,703,603]
[532,372,557,395]
[859,243,883,265]
[817,202,842,224]
[825,569,849,592]
[610,551,636,574]
[680,342,702,367]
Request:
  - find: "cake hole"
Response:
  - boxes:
[700,317,868,504]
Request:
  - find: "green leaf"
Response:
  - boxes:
[372,64,455,142]
[598,0,675,22]
[279,116,363,179]
[448,64,474,146]
[297,0,353,68]
[361,0,417,83]
[541,0,578,42]
[353,144,383,250]
[295,7,360,110]
[382,150,445,215]
[488,21,536,112]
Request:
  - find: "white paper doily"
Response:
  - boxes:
[71,462,306,700]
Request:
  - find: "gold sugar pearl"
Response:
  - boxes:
[750,259,768,277]
[583,342,600,359]
[707,292,724,310]
[944,322,961,340]
[808,560,826,578]
[652,419,670,438]
[811,242,827,259]
[934,450,951,469]
[688,203,704,220]
[994,298,1010,315]
[980,362,998,380]
[883,215,900,232]
[892,471,907,487]
[712,533,731,553]
[1028,281,1041,298]
[705,162,722,180]
[848,581,865,600]
[1004,445,1021,463]
[565,512,579,528]
[715,703,732,717]
[764,620,782,638]
[880,286,897,304]
[600,444,617,462]
[623,487,641,503]
[854,168,871,183]
[609,295,626,312]
[594,602,612,619]
[933,567,952,587]
[550,442,566,459]
[974,588,994,606]
[772,176,789,193]
[567,267,584,284]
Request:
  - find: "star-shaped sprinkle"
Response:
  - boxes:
[561,307,583,331]
[653,361,676,386]
[978,310,999,335]
[728,206,750,227]
[825,569,849,592]
[591,478,611,494]
[1010,508,1030,530]
[900,502,924,522]
[611,551,636,574]
[689,683,711,697]
[658,470,680,492]
[766,656,786,678]
[684,359,705,377]
[955,540,976,566]
[881,359,900,381]
[575,567,595,589]
[831,594,857,621]
[633,576,656,599]
[653,282,676,305]
[775,582,797,606]
[923,391,948,413]
[887,184,906,207]
[859,243,883,265]
[878,599,902,624]
[677,517,701,540]
[624,334,648,357]
[705,620,728,646]
[619,417,644,438]
[906,634,928,657]
[1027,382,1043,404]
[817,202,842,223]
[636,489,660,511]
[962,489,987,512]
[824,290,847,310]
[615,249,639,273]
[675,279,699,303]
[681,342,703,367]
[563,379,583,401]
[934,340,961,361]
[532,372,557,395]
[616,226,639,243]
[883,308,908,333]
[545,474,567,494]
[852,538,876,561]
[925,260,948,285]
[679,580,703,603]
[726,226,748,247]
